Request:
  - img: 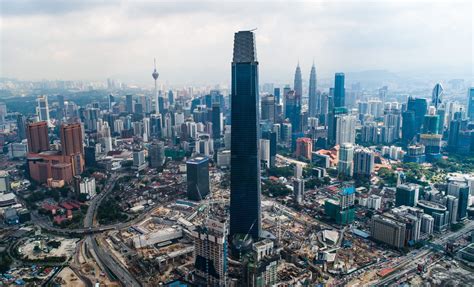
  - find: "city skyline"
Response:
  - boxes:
[1,0,473,85]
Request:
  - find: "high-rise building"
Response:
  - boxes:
[308,63,318,117]
[447,182,469,221]
[148,141,165,169]
[126,94,134,114]
[293,178,304,205]
[338,143,354,178]
[261,131,277,167]
[36,95,51,126]
[273,87,281,105]
[335,114,356,145]
[230,30,261,241]
[261,95,275,122]
[395,184,420,207]
[402,110,416,143]
[432,83,443,110]
[422,114,440,134]
[60,123,83,156]
[191,218,228,286]
[295,137,312,160]
[243,239,280,287]
[0,171,11,193]
[284,91,301,133]
[132,149,147,171]
[16,114,27,140]
[294,63,303,99]
[26,121,49,153]
[212,103,222,140]
[334,73,345,108]
[260,139,270,169]
[0,103,6,123]
[445,195,459,224]
[353,147,374,177]
[407,97,427,135]
[186,156,209,201]
[371,215,407,249]
[468,87,474,120]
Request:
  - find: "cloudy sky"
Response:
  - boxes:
[0,0,472,86]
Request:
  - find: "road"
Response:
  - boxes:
[82,173,141,287]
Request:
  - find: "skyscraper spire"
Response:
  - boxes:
[152,58,160,115]
[308,63,318,117]
[294,63,302,98]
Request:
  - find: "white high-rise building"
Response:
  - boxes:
[36,95,52,126]
[260,139,270,168]
[335,114,356,145]
[113,119,124,135]
[367,194,381,210]
[101,122,113,153]
[143,117,150,142]
[338,143,354,178]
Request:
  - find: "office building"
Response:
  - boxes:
[243,239,279,287]
[308,63,318,117]
[404,144,426,163]
[417,200,449,231]
[447,182,469,221]
[324,186,356,225]
[371,215,406,249]
[16,114,27,140]
[0,171,10,193]
[148,141,165,169]
[335,114,356,145]
[212,103,222,140]
[294,63,303,99]
[284,90,301,133]
[367,195,381,210]
[132,150,147,171]
[260,139,270,169]
[468,87,474,120]
[293,178,304,205]
[261,95,275,122]
[26,121,50,153]
[421,214,434,235]
[191,218,228,286]
[353,147,374,177]
[126,94,134,113]
[229,30,261,240]
[295,137,312,160]
[36,95,51,125]
[261,131,277,167]
[407,97,427,135]
[338,143,354,178]
[187,156,210,201]
[60,123,83,156]
[446,195,459,224]
[395,184,420,207]
[432,83,443,109]
[334,73,345,108]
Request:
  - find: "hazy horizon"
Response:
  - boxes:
[1,0,473,86]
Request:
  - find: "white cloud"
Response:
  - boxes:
[0,0,472,86]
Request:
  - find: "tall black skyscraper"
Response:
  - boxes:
[230,30,261,241]
[186,156,210,201]
[334,73,345,108]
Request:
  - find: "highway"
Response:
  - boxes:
[374,220,474,286]
[82,173,142,287]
